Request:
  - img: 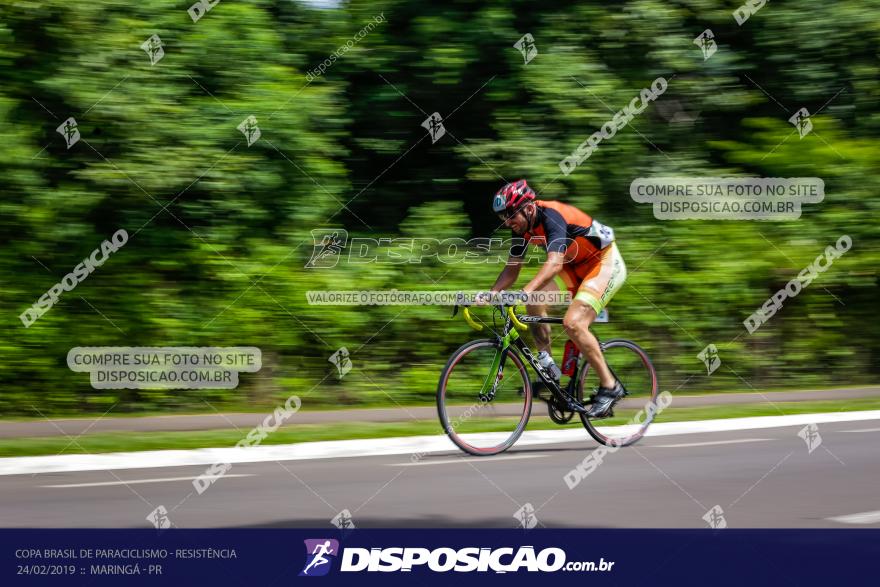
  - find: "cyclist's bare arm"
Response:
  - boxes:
[522,251,565,294]
[490,255,524,293]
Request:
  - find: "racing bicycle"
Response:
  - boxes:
[436,300,659,456]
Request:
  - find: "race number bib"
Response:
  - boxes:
[587,220,615,249]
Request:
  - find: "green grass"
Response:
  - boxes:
[3,384,876,422]
[1,397,878,458]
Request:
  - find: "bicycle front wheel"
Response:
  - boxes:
[437,339,532,456]
[578,338,659,447]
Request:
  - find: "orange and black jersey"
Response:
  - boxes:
[509,200,615,264]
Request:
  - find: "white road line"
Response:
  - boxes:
[39,474,255,488]
[650,438,772,448]
[389,454,546,467]
[3,409,880,476]
[839,427,880,433]
[827,510,880,525]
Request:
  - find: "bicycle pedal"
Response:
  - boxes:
[566,400,587,414]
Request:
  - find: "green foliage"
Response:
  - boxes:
[0,0,877,416]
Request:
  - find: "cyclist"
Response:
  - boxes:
[487,179,627,418]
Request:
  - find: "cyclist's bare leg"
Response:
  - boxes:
[526,280,558,354]
[563,299,615,389]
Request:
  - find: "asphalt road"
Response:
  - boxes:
[1,418,878,528]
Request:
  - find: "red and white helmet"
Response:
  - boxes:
[492,179,535,214]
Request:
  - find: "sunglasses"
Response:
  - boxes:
[497,205,530,221]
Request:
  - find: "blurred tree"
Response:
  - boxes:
[0,0,877,415]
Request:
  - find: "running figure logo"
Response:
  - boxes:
[56,117,80,149]
[693,29,717,60]
[697,344,721,375]
[305,229,348,268]
[237,115,261,146]
[330,509,356,530]
[788,108,813,138]
[328,348,352,379]
[146,505,172,529]
[421,112,446,143]
[513,33,538,64]
[797,423,822,453]
[513,503,538,529]
[300,539,339,577]
[140,34,165,66]
[702,505,727,529]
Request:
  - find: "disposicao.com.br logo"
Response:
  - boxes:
[300,541,614,574]
[300,539,340,577]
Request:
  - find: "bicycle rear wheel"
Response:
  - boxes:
[437,339,532,456]
[577,339,659,447]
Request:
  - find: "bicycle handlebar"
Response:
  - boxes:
[462,307,484,331]
[456,304,528,333]
[507,306,528,332]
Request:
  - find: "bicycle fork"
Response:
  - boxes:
[479,328,522,403]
